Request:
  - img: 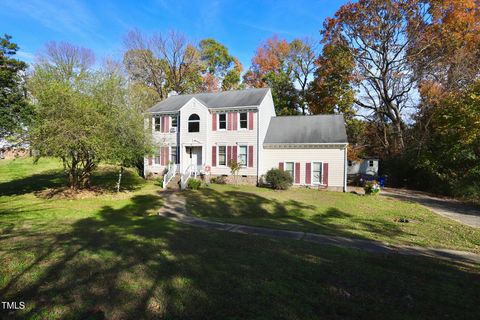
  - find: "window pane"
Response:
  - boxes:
[219,146,226,165]
[312,162,322,184]
[172,116,177,128]
[219,114,226,129]
[188,122,199,132]
[285,162,294,177]
[171,147,177,164]
[154,152,161,164]
[155,117,161,131]
[239,145,247,166]
[240,112,248,129]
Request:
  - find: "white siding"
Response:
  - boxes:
[257,90,276,181]
[208,111,258,176]
[262,146,347,188]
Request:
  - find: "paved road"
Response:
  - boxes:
[158,191,480,264]
[381,188,480,228]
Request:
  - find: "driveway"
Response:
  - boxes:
[381,188,480,228]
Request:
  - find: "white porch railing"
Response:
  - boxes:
[162,163,177,189]
[180,164,197,189]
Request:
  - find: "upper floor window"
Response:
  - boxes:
[171,116,178,129]
[188,114,200,132]
[218,113,227,130]
[154,117,161,132]
[369,160,374,167]
[239,112,248,129]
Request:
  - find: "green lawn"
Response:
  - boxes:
[185,184,480,253]
[1,158,480,319]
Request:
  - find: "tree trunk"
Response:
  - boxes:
[116,166,124,192]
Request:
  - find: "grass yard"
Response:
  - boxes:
[185,184,480,253]
[1,158,480,319]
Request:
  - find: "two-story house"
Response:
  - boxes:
[145,88,348,191]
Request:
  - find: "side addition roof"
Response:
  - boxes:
[264,114,348,145]
[148,88,270,113]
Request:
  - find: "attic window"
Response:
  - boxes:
[188,114,200,132]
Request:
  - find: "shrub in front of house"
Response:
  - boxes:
[210,175,227,184]
[187,178,202,190]
[265,168,293,190]
[364,180,380,195]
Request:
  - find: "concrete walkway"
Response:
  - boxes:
[381,188,480,228]
[158,192,480,264]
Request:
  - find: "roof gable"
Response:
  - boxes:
[148,88,270,113]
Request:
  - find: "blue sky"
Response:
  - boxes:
[0,0,348,69]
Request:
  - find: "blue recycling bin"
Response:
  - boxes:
[379,177,386,188]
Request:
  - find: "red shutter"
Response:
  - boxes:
[279,162,284,170]
[148,157,152,166]
[305,162,311,185]
[212,146,217,167]
[323,163,329,186]
[233,112,238,130]
[212,113,217,131]
[248,145,254,167]
[227,146,232,163]
[248,112,254,130]
[227,113,232,131]
[233,146,238,162]
[295,162,300,184]
[161,117,166,133]
[165,116,170,133]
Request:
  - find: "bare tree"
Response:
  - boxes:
[289,38,318,114]
[323,0,431,153]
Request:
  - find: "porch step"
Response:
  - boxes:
[166,173,181,190]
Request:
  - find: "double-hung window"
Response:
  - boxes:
[239,112,248,129]
[171,146,178,164]
[285,162,294,177]
[369,160,374,167]
[171,116,178,131]
[154,150,161,165]
[218,145,226,166]
[239,145,247,166]
[188,114,200,132]
[312,162,323,185]
[154,117,161,132]
[218,113,227,130]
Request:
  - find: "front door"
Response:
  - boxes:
[187,146,202,172]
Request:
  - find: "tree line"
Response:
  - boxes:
[1,0,479,198]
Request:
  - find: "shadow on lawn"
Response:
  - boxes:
[1,192,480,319]
[0,167,144,197]
[184,188,408,241]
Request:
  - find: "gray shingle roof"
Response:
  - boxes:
[264,114,348,145]
[148,88,270,113]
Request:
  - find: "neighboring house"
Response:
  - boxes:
[347,158,379,177]
[145,88,348,191]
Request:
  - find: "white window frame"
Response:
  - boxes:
[283,161,295,180]
[238,112,248,130]
[311,161,324,186]
[154,150,161,165]
[217,113,227,131]
[238,144,248,167]
[188,114,200,133]
[217,144,227,167]
[171,116,178,129]
[154,116,161,132]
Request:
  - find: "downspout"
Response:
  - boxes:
[344,145,348,192]
[256,109,260,185]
